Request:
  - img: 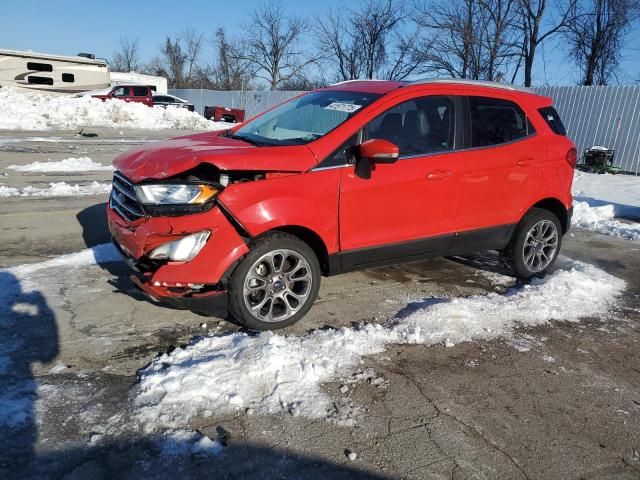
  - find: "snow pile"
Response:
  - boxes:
[0,87,231,131]
[572,201,640,241]
[573,171,640,220]
[134,261,624,430]
[8,157,114,172]
[0,181,111,198]
[571,171,640,240]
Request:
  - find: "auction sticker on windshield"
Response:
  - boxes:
[324,103,362,113]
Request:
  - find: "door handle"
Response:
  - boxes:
[426,170,453,180]
[518,158,534,166]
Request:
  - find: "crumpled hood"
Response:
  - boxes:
[113,131,318,183]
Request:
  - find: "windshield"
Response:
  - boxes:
[230,90,381,146]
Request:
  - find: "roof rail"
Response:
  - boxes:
[408,78,534,94]
[331,79,392,86]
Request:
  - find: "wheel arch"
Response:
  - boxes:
[271,225,331,276]
[526,198,569,233]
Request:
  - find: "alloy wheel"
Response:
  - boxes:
[522,219,559,273]
[242,249,313,322]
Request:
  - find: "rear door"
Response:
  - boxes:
[339,95,463,268]
[456,95,544,238]
[132,86,151,106]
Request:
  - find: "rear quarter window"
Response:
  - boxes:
[469,97,534,147]
[538,106,567,136]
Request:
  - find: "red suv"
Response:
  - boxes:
[108,80,576,330]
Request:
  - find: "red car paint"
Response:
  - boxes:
[92,84,154,107]
[204,106,246,123]
[108,80,575,308]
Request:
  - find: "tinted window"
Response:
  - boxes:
[364,96,455,156]
[27,62,53,72]
[132,86,148,96]
[470,97,533,147]
[27,76,53,85]
[62,73,74,83]
[538,106,566,135]
[154,96,169,102]
[113,86,129,97]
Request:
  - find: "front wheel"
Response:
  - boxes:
[227,232,321,331]
[501,208,562,279]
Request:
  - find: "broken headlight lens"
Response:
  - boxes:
[134,184,218,205]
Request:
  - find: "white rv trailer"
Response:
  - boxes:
[110,71,168,94]
[0,49,110,93]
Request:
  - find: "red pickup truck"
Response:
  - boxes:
[85,83,154,107]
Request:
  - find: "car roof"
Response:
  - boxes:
[322,78,539,96]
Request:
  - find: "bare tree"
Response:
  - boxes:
[111,37,141,72]
[315,0,427,81]
[146,29,206,88]
[315,10,365,81]
[563,0,638,85]
[213,28,253,90]
[245,0,316,89]
[354,0,409,79]
[417,0,520,81]
[515,0,577,86]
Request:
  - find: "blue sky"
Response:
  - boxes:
[2,0,638,85]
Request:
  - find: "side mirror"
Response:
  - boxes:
[355,139,400,179]
[359,139,400,163]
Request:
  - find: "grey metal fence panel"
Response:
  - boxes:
[170,86,640,174]
[532,85,640,174]
[168,89,303,119]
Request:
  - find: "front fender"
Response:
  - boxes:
[218,169,340,254]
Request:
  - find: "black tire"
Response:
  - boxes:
[227,232,321,331]
[500,208,563,279]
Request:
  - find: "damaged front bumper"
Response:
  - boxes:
[108,203,249,310]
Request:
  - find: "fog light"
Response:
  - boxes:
[149,231,210,262]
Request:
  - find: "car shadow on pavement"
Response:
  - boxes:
[446,250,514,277]
[76,202,111,249]
[3,436,392,480]
[0,271,58,476]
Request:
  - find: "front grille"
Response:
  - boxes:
[110,172,145,222]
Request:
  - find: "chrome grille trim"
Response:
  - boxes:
[110,171,145,222]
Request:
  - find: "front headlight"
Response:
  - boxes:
[134,184,218,205]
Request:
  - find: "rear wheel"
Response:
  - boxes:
[501,208,562,279]
[227,232,321,331]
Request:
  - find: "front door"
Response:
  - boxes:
[339,95,462,269]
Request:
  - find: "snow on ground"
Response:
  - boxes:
[134,261,625,431]
[572,171,640,240]
[0,87,231,131]
[0,181,111,198]
[7,157,114,172]
[572,201,640,241]
[573,171,640,219]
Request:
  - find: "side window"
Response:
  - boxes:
[132,86,148,97]
[113,86,129,97]
[469,97,534,147]
[363,96,455,156]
